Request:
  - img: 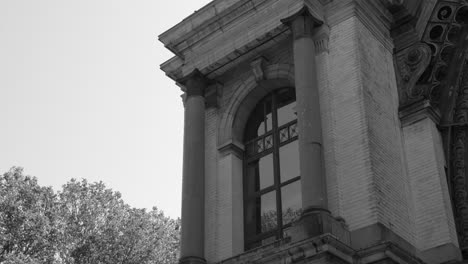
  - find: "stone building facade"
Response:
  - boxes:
[159,0,468,263]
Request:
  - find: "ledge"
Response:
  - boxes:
[218,235,355,264]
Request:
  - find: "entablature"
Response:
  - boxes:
[160,0,329,82]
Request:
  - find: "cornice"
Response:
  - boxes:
[385,0,437,51]
[159,0,241,48]
[160,0,330,59]
[399,99,441,127]
[160,0,268,60]
[326,0,394,51]
[161,1,328,82]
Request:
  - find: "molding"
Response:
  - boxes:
[395,43,432,108]
[159,0,268,57]
[399,100,441,127]
[289,210,351,246]
[160,0,328,81]
[357,243,425,264]
[218,140,245,158]
[218,235,355,264]
[250,57,267,83]
[281,6,324,40]
[177,69,209,97]
[313,24,330,54]
[217,63,294,149]
[419,243,461,264]
[217,232,424,264]
[350,223,417,255]
[326,0,394,51]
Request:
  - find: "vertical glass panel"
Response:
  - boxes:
[260,191,277,233]
[257,122,265,136]
[277,101,297,127]
[265,98,273,133]
[281,180,302,225]
[279,140,300,183]
[247,154,274,192]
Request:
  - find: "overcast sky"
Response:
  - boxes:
[0,0,212,218]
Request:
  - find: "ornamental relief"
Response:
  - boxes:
[396,1,468,110]
[396,43,432,106]
[452,61,468,257]
[395,0,468,258]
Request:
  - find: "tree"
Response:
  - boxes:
[56,178,180,264]
[56,179,127,264]
[2,252,40,264]
[0,168,180,264]
[0,167,58,263]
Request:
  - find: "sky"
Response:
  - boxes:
[0,0,212,219]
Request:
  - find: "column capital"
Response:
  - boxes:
[178,69,209,97]
[281,6,323,40]
[313,25,330,54]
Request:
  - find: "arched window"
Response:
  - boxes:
[243,87,302,250]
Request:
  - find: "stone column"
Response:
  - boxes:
[179,70,207,264]
[282,7,333,240]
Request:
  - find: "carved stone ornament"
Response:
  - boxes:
[451,60,468,257]
[397,43,432,106]
[251,57,267,83]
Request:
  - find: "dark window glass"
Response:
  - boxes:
[246,154,274,192]
[279,141,300,183]
[243,87,301,250]
[260,191,277,233]
[281,180,302,225]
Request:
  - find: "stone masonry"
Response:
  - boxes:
[160,0,468,263]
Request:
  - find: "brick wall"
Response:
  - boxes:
[203,10,451,263]
[325,15,414,244]
[356,17,414,244]
[205,107,219,262]
[403,117,458,251]
[326,16,377,230]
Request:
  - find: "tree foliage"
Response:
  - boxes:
[0,167,57,263]
[0,167,180,264]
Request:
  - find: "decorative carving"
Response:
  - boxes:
[397,43,432,106]
[177,69,209,97]
[313,25,330,54]
[281,6,323,40]
[451,59,468,258]
[250,57,267,83]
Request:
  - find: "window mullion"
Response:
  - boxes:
[271,93,283,239]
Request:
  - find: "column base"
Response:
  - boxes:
[179,256,207,264]
[288,208,350,245]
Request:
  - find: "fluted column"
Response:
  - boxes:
[179,70,207,264]
[282,7,333,240]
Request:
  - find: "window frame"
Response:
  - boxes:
[242,87,301,250]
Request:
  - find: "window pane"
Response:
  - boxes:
[279,140,300,183]
[265,98,273,133]
[246,154,274,192]
[260,191,277,233]
[277,101,297,127]
[281,181,302,225]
